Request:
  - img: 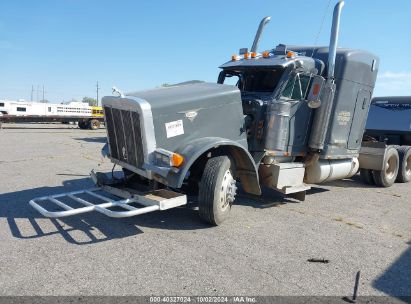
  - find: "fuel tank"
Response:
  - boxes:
[304,158,359,184]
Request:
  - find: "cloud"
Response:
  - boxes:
[374,71,411,97]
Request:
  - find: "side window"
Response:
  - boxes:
[281,74,311,100]
[48,107,51,112]
[223,74,240,86]
[17,107,26,112]
[299,74,311,98]
[281,75,296,99]
[0,103,4,107]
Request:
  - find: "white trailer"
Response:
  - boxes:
[0,100,92,117]
[0,100,103,130]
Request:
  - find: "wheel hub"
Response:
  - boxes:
[385,154,397,180]
[220,169,237,210]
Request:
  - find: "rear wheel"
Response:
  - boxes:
[198,156,237,225]
[89,119,100,130]
[360,168,375,185]
[396,146,411,183]
[78,121,88,129]
[372,146,399,187]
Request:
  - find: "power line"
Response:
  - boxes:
[29,85,48,102]
[311,0,333,57]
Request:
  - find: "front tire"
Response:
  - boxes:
[372,146,399,187]
[198,156,237,225]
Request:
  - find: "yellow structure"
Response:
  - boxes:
[91,106,104,118]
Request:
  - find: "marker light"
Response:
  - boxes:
[244,52,250,59]
[251,52,257,58]
[171,153,184,167]
[262,51,270,58]
[231,54,239,61]
[286,51,295,58]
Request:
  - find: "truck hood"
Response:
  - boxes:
[103,82,247,153]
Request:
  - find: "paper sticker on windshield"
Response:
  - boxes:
[165,120,184,138]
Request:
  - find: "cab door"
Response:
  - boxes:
[348,89,371,149]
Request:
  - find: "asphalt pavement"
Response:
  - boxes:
[0,123,410,298]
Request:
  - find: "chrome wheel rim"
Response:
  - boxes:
[385,154,398,180]
[219,169,237,211]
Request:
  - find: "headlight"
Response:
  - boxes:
[154,149,184,168]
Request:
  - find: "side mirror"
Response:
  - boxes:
[306,75,325,108]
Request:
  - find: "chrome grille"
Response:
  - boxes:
[104,106,145,169]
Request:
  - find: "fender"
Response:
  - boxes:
[167,137,261,195]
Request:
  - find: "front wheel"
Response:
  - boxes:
[198,156,237,225]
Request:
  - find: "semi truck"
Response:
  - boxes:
[29,0,407,225]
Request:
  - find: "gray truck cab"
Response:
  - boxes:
[99,0,378,223]
[31,1,405,226]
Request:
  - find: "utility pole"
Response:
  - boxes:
[36,85,39,102]
[42,85,45,101]
[31,85,34,101]
[96,81,100,106]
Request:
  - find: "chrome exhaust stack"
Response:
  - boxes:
[251,16,271,53]
[327,0,345,80]
[308,0,344,152]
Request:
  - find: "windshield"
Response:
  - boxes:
[221,68,284,93]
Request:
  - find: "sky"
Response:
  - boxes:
[0,0,410,103]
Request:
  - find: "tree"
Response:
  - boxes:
[82,97,98,106]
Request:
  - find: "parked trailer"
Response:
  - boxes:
[30,1,403,225]
[0,100,104,130]
[360,96,411,184]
